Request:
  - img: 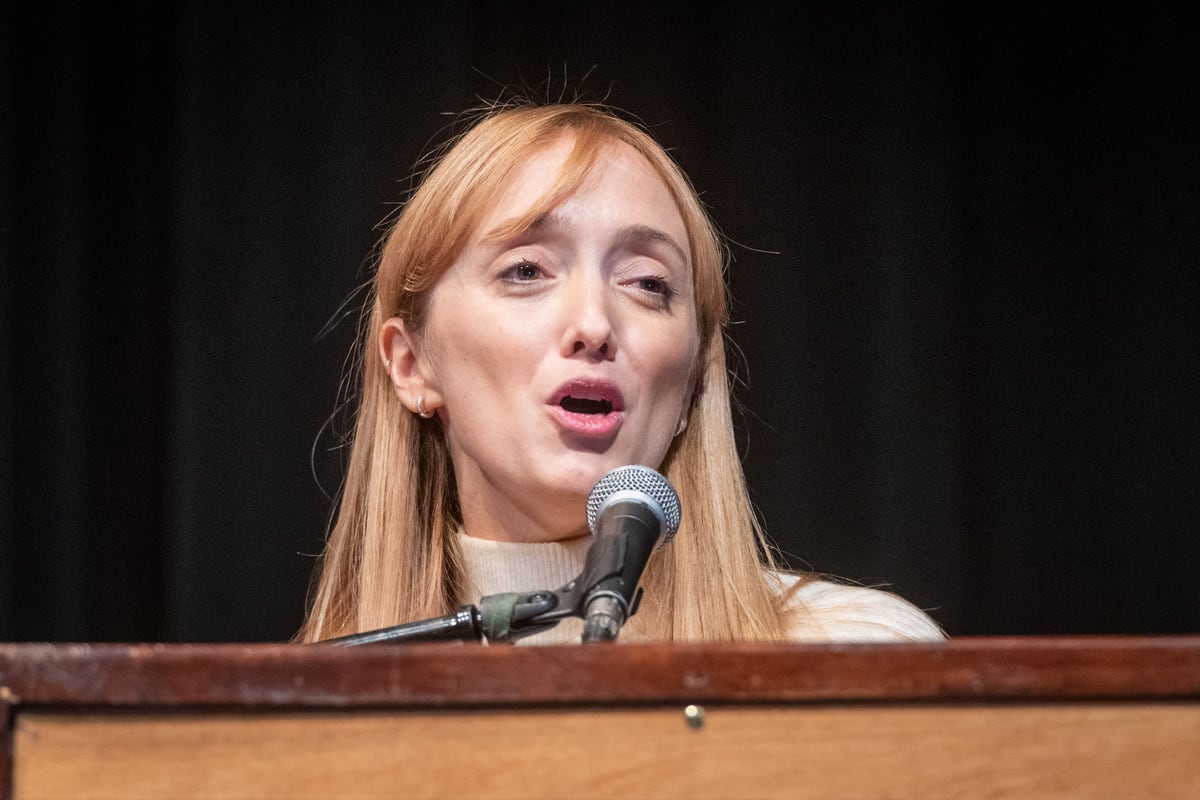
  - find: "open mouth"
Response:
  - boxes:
[551,380,623,423]
[560,396,614,415]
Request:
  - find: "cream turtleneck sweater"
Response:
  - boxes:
[455,532,946,645]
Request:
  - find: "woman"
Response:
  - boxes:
[298,99,944,644]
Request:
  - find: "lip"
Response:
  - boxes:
[548,378,625,437]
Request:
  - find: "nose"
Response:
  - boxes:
[559,269,616,360]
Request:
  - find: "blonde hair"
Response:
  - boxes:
[298,100,793,642]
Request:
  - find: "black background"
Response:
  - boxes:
[2,3,1196,643]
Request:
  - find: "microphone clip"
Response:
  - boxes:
[477,588,567,643]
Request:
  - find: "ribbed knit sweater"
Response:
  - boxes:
[455,532,946,644]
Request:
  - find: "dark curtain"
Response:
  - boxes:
[2,3,1196,643]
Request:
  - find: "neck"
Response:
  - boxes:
[457,489,589,543]
[455,530,593,600]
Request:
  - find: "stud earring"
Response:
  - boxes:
[674,417,688,437]
[415,394,435,419]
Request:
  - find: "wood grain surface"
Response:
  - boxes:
[2,636,1199,708]
[3,637,1200,800]
[14,703,1200,799]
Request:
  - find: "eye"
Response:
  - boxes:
[625,273,678,310]
[636,276,671,295]
[500,261,544,282]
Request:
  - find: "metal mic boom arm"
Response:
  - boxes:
[316,560,607,647]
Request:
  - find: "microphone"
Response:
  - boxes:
[579,464,682,642]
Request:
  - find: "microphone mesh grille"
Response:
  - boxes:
[585,464,682,540]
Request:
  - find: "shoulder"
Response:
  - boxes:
[770,571,948,643]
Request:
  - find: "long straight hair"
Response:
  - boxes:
[297,100,793,642]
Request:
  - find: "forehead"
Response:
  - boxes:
[474,135,689,250]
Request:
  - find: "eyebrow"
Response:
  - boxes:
[615,223,689,268]
[489,212,689,267]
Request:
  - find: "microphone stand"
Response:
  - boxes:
[317,580,591,647]
[316,527,648,647]
[318,605,484,646]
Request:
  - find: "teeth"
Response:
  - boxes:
[561,397,613,414]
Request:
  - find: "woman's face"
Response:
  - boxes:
[399,136,700,542]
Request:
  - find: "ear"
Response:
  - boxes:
[379,317,444,416]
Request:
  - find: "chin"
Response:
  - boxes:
[543,456,616,495]
[562,453,663,492]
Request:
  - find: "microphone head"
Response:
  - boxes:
[586,464,682,542]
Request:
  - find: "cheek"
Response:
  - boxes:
[426,313,538,400]
[649,329,701,403]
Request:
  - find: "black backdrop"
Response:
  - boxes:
[2,3,1196,643]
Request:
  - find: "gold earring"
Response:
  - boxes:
[416,394,435,419]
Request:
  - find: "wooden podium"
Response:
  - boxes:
[2,637,1199,798]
